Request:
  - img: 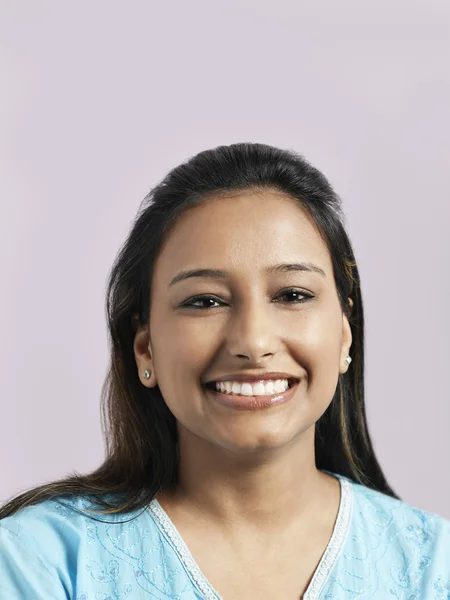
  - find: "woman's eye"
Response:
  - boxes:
[182,296,224,309]
[275,289,314,304]
[181,289,313,309]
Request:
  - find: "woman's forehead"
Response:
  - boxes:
[154,192,332,284]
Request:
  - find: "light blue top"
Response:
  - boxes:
[1,472,449,599]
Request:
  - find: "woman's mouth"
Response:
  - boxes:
[203,379,300,411]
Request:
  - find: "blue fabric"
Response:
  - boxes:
[1,472,449,599]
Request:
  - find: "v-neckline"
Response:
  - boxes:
[148,473,353,599]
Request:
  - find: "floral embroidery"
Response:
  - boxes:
[3,475,448,600]
[433,577,450,600]
[64,479,450,599]
[320,482,450,599]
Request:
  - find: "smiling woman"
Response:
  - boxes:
[1,142,449,599]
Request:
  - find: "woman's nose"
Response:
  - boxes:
[225,304,280,361]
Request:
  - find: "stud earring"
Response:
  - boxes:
[345,356,352,365]
[143,370,150,379]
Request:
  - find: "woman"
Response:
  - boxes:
[0,142,449,599]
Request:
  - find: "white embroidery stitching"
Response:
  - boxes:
[303,477,353,599]
[149,500,222,599]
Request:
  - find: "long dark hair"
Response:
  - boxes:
[0,142,400,521]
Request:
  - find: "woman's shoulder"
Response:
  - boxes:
[343,475,450,562]
[319,475,450,597]
[0,494,159,599]
[1,495,105,562]
[0,493,150,544]
[348,476,450,522]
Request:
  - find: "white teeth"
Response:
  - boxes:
[214,379,290,396]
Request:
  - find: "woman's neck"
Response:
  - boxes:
[158,425,337,537]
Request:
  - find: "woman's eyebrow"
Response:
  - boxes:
[168,262,326,288]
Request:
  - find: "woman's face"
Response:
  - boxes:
[134,189,352,454]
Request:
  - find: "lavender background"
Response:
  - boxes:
[1,0,449,518]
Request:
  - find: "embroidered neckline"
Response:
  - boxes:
[147,474,353,600]
[303,475,353,599]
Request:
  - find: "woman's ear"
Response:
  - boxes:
[133,318,158,387]
[340,298,353,374]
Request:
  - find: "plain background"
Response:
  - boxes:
[0,1,449,518]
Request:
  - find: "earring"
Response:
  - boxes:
[345,356,352,365]
[143,370,150,379]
